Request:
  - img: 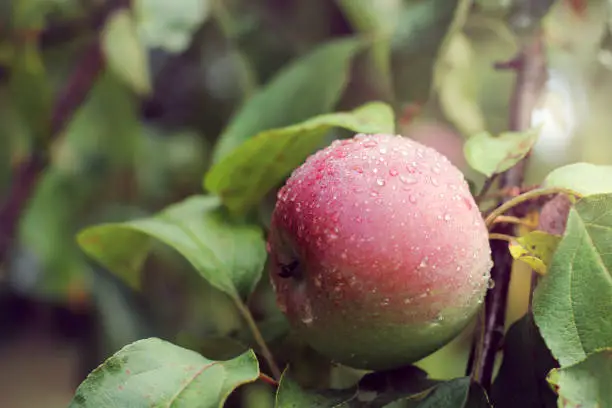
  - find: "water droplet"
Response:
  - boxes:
[432,165,441,174]
[379,147,387,154]
[370,191,379,197]
[389,169,399,177]
[372,168,379,174]
[404,297,413,304]
[444,214,451,221]
[409,195,417,203]
[376,178,385,186]
[488,279,496,289]
[363,140,377,148]
[399,175,417,185]
[380,298,390,307]
[431,178,440,186]
[419,257,428,268]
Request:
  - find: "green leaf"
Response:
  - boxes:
[9,39,51,142]
[411,378,490,408]
[533,194,612,367]
[69,338,259,407]
[490,314,558,408]
[205,101,395,215]
[391,0,472,106]
[544,163,612,196]
[276,365,438,408]
[134,0,211,53]
[463,129,540,177]
[212,37,364,162]
[77,195,267,302]
[548,348,612,408]
[102,9,151,95]
[275,371,355,407]
[336,0,401,99]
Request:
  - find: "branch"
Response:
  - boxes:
[471,32,547,390]
[0,1,127,265]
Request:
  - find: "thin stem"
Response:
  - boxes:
[235,301,282,380]
[485,187,581,229]
[258,372,279,387]
[491,215,536,228]
[488,233,516,243]
[475,175,499,205]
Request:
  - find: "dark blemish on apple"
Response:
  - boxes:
[278,259,300,278]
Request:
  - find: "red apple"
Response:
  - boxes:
[268,133,492,370]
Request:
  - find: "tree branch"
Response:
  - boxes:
[471,32,547,390]
[0,1,128,266]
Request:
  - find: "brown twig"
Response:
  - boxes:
[0,1,127,265]
[470,32,547,390]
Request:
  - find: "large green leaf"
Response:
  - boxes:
[490,314,558,408]
[102,9,151,95]
[547,348,612,408]
[134,0,212,53]
[212,37,364,162]
[77,195,267,302]
[205,101,395,215]
[533,194,612,366]
[544,162,612,196]
[69,338,259,407]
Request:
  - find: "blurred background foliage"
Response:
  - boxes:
[1,0,612,406]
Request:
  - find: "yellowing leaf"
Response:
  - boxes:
[509,231,562,275]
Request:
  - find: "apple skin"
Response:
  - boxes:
[268,133,492,370]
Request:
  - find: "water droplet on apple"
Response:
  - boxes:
[444,214,451,221]
[399,175,417,185]
[389,169,398,176]
[488,279,496,289]
[376,178,385,187]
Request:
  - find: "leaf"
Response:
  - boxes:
[336,0,401,99]
[9,39,51,142]
[276,365,438,408]
[463,129,540,177]
[391,0,472,106]
[134,0,211,53]
[412,378,490,408]
[544,162,612,196]
[434,32,485,136]
[205,101,395,215]
[69,338,259,407]
[509,231,562,275]
[490,314,558,408]
[533,194,612,367]
[212,37,364,162]
[548,348,612,408]
[102,9,151,95]
[275,371,356,408]
[77,195,267,302]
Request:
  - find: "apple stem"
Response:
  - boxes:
[235,300,282,380]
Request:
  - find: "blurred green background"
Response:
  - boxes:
[1,0,612,406]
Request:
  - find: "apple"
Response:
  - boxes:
[268,133,492,370]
